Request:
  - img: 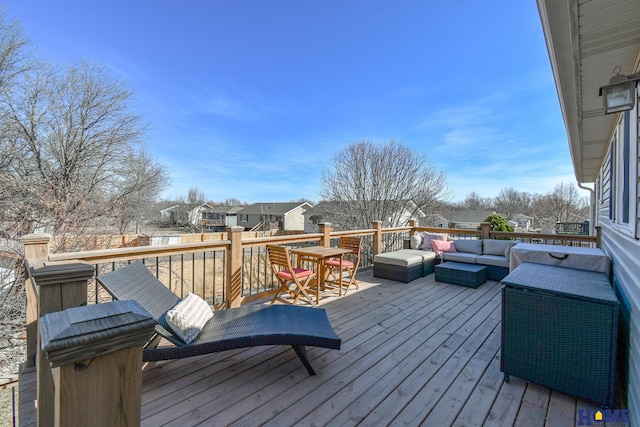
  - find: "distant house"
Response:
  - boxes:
[202,205,243,231]
[510,214,533,231]
[160,205,181,224]
[236,202,312,232]
[187,203,216,231]
[303,200,426,232]
[188,204,244,231]
[432,209,495,229]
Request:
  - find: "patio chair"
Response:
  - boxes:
[267,244,318,306]
[97,261,341,375]
[324,236,361,295]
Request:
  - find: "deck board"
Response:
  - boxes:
[19,270,600,426]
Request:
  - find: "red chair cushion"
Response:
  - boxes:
[277,268,313,280]
[324,260,354,268]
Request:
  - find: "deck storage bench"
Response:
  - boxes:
[501,262,619,407]
[373,251,423,283]
[435,261,487,288]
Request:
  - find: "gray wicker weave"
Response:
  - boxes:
[373,263,423,283]
[500,262,618,407]
[434,262,488,288]
[97,261,341,375]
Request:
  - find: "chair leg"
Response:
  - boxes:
[294,279,317,306]
[291,345,316,375]
[324,266,345,296]
[272,277,316,306]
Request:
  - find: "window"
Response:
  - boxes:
[240,214,248,222]
[607,108,638,236]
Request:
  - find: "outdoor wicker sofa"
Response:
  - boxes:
[97,261,342,375]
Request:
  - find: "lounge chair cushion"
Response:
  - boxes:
[166,293,214,344]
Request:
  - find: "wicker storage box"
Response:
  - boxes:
[501,263,618,407]
[434,262,487,288]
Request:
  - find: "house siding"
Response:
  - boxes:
[284,206,305,231]
[595,102,640,418]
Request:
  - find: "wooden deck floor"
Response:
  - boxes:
[19,270,600,426]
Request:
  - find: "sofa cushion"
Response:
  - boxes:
[397,249,437,262]
[409,234,423,249]
[374,251,423,267]
[442,252,478,264]
[453,239,483,254]
[476,254,510,268]
[418,232,448,251]
[483,239,512,256]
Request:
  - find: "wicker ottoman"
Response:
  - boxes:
[373,251,423,283]
[434,262,487,288]
[395,249,437,276]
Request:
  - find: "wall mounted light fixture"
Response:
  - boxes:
[599,67,640,114]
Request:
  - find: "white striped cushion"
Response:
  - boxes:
[165,293,213,344]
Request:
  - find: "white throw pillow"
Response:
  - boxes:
[410,234,423,249]
[166,292,213,344]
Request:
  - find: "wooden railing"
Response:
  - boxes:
[18,220,599,425]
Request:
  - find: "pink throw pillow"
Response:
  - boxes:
[431,240,456,253]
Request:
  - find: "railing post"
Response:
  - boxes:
[226,226,244,308]
[20,234,52,369]
[21,233,51,259]
[39,300,156,427]
[408,219,417,232]
[595,226,601,248]
[319,223,332,246]
[372,221,383,255]
[480,222,491,239]
[28,260,95,427]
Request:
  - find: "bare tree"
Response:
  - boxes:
[0,6,29,95]
[187,187,206,206]
[457,192,494,210]
[320,141,449,229]
[531,182,589,232]
[111,148,170,234]
[493,187,532,220]
[0,8,30,378]
[222,198,247,206]
[0,59,169,251]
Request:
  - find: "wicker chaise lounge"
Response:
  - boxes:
[97,261,342,375]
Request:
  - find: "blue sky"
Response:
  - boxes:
[2,1,581,203]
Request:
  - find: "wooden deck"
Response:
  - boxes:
[19,270,600,426]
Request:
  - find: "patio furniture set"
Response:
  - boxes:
[373,232,518,286]
[267,236,362,306]
[97,235,618,406]
[373,232,619,407]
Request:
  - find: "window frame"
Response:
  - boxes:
[609,106,638,237]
